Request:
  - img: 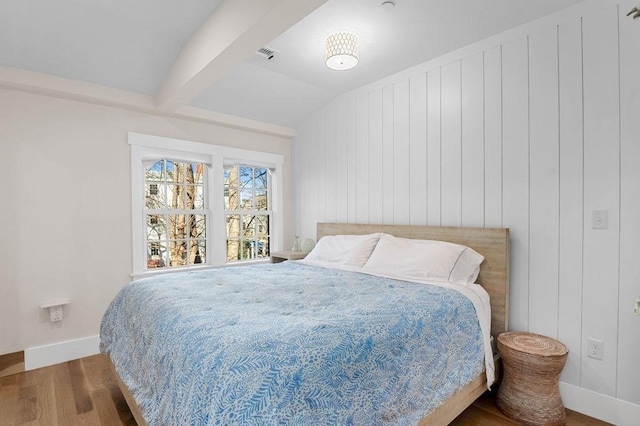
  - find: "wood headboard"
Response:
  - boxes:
[317,223,510,337]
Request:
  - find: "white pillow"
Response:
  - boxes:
[304,233,382,267]
[362,234,484,284]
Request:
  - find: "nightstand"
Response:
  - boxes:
[497,332,568,425]
[270,251,307,263]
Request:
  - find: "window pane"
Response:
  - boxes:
[145,160,164,182]
[166,161,176,182]
[227,239,241,262]
[147,242,167,269]
[191,163,204,184]
[224,166,236,186]
[255,189,267,211]
[239,166,253,188]
[145,183,166,209]
[185,183,197,209]
[257,237,270,258]
[169,240,188,267]
[169,214,188,240]
[168,184,184,209]
[255,168,268,189]
[147,215,166,240]
[243,216,256,237]
[257,215,269,237]
[226,215,241,238]
[188,240,206,264]
[167,161,189,184]
[225,187,238,210]
[243,240,256,260]
[194,185,205,209]
[240,189,253,209]
[190,214,206,238]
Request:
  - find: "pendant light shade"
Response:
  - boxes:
[325,32,359,71]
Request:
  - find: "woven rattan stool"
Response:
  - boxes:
[497,332,569,425]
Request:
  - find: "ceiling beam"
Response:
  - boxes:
[156,0,327,112]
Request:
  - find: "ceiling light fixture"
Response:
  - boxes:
[325,32,359,71]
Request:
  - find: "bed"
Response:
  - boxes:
[101,223,509,425]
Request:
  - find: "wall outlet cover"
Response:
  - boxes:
[49,305,63,322]
[587,338,604,360]
[592,210,608,229]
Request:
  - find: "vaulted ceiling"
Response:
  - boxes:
[0,0,585,129]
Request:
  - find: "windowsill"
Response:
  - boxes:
[131,258,271,280]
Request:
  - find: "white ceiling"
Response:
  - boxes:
[1,0,585,129]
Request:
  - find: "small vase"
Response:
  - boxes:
[292,235,301,252]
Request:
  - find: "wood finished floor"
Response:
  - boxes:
[0,354,612,425]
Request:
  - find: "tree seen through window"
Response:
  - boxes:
[145,160,206,269]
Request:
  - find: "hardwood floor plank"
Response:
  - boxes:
[0,378,20,424]
[0,371,24,387]
[16,386,38,424]
[451,390,612,426]
[566,409,614,426]
[51,362,81,426]
[82,355,136,425]
[107,378,137,425]
[82,355,136,426]
[450,405,516,426]
[0,351,25,378]
[34,369,57,426]
[0,355,612,425]
[467,391,512,419]
[77,407,103,426]
[93,387,136,426]
[68,359,94,415]
[81,354,109,391]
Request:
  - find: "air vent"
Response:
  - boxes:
[256,47,278,60]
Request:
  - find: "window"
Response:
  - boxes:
[130,133,284,277]
[145,160,207,269]
[225,165,271,262]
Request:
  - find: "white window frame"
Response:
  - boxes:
[130,132,284,278]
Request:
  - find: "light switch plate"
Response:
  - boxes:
[592,210,608,229]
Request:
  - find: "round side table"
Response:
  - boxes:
[496,332,569,426]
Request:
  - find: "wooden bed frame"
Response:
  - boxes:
[110,223,510,426]
[317,223,510,425]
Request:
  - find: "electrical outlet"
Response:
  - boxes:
[40,299,70,322]
[50,305,63,322]
[587,338,604,360]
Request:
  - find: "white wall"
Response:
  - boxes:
[293,0,640,420]
[0,89,293,357]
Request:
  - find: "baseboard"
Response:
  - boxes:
[560,381,640,426]
[24,335,100,371]
[0,350,25,377]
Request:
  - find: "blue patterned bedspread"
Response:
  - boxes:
[100,262,484,425]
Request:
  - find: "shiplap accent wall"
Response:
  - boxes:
[294,1,640,407]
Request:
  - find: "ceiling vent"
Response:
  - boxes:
[256,47,279,61]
